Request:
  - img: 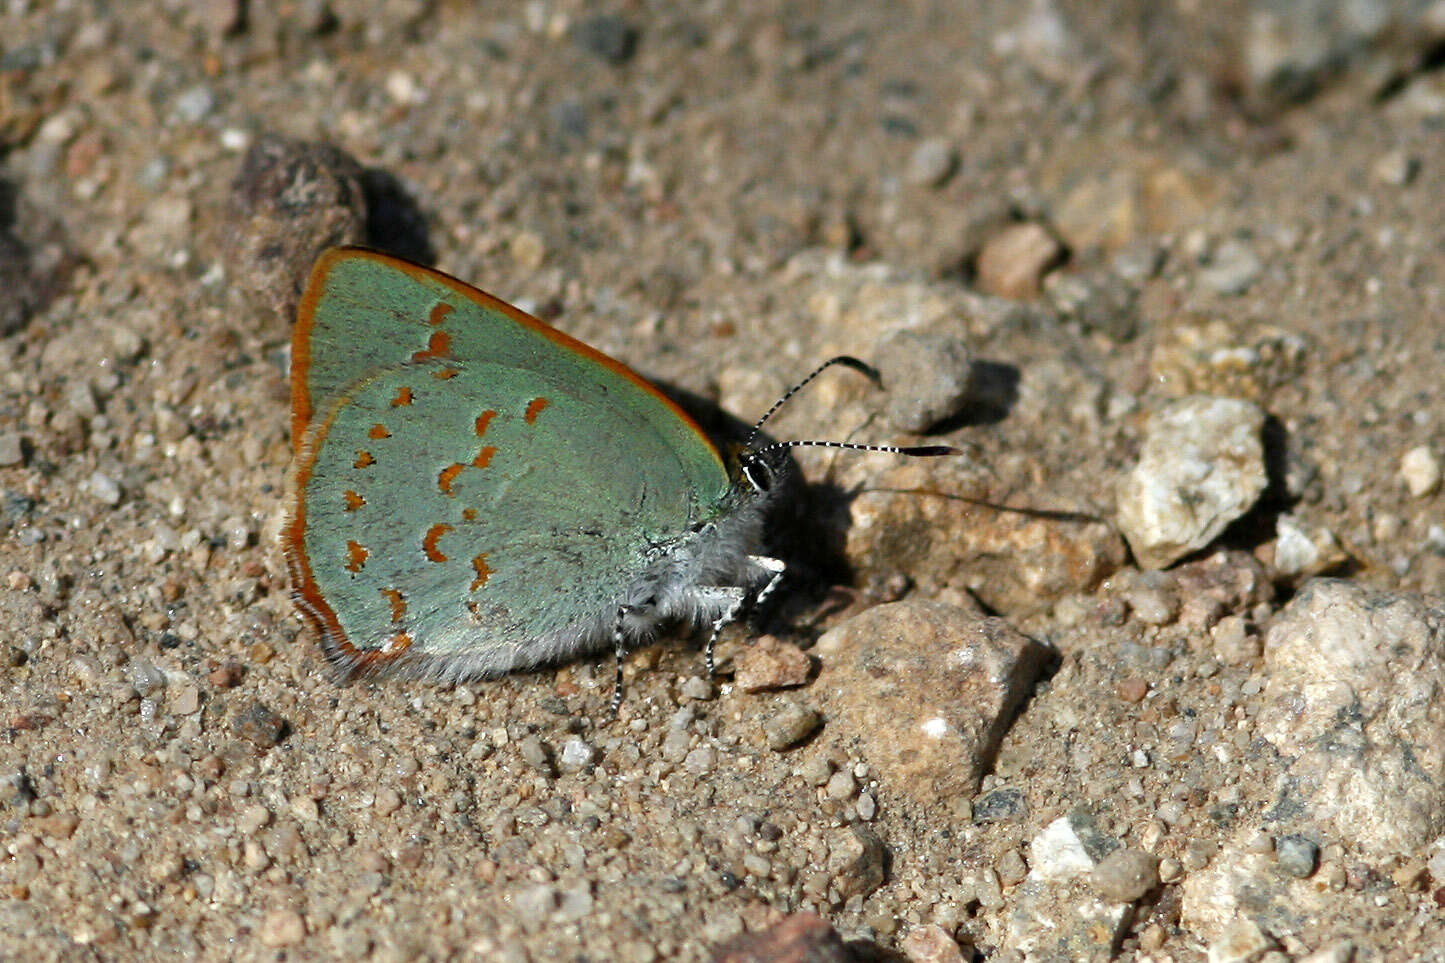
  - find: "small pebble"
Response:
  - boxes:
[259,909,306,948]
[172,85,216,123]
[824,768,857,801]
[733,637,811,692]
[828,825,886,899]
[373,788,403,817]
[1275,835,1319,878]
[0,432,26,467]
[900,923,969,963]
[1211,615,1261,665]
[1198,238,1262,295]
[764,702,821,750]
[510,231,546,271]
[661,726,691,762]
[679,675,715,701]
[1400,445,1441,497]
[169,681,200,716]
[1373,150,1418,187]
[238,804,271,834]
[1117,396,1267,569]
[1208,919,1274,963]
[976,222,1063,300]
[1090,848,1160,902]
[558,736,596,772]
[995,848,1028,886]
[518,734,554,775]
[573,14,639,65]
[683,746,716,774]
[227,135,366,320]
[384,70,419,105]
[232,700,287,749]
[208,661,244,688]
[906,138,957,188]
[1116,678,1149,702]
[87,471,122,506]
[129,660,166,697]
[798,755,834,786]
[1127,581,1179,625]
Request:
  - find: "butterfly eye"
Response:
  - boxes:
[741,454,774,494]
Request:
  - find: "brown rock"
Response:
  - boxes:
[814,601,1046,803]
[900,923,970,963]
[227,135,367,322]
[975,222,1063,300]
[735,636,812,692]
[232,699,288,749]
[712,912,855,963]
[844,459,1127,616]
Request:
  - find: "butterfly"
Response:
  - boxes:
[284,247,954,709]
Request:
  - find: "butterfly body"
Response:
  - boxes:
[286,248,779,682]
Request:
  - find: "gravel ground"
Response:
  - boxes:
[3,2,1445,960]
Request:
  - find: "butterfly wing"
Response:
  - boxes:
[286,248,732,678]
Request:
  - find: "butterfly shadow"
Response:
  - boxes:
[360,168,435,266]
[653,374,999,645]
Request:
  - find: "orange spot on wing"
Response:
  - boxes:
[472,446,497,468]
[438,463,465,495]
[382,632,413,655]
[462,508,478,521]
[433,367,460,380]
[525,397,549,424]
[381,588,407,622]
[369,423,391,439]
[475,410,497,437]
[429,303,454,326]
[344,490,365,511]
[412,330,452,362]
[470,554,493,592]
[423,523,453,563]
[391,386,414,407]
[354,450,375,468]
[345,541,369,573]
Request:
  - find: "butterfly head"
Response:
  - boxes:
[736,443,791,498]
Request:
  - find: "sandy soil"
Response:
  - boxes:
[2,2,1444,960]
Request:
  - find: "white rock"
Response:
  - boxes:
[1400,445,1441,497]
[1117,396,1267,569]
[1258,580,1445,855]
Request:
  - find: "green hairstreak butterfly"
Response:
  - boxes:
[285,247,954,707]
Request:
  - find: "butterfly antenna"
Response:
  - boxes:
[745,356,881,448]
[753,439,961,459]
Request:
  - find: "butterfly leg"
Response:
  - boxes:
[749,554,786,613]
[703,555,786,678]
[609,603,638,718]
[699,586,747,679]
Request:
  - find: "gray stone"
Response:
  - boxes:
[1198,239,1263,295]
[1091,848,1160,902]
[1274,835,1319,878]
[906,138,958,188]
[763,702,822,751]
[873,329,974,432]
[0,432,24,467]
[826,825,886,900]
